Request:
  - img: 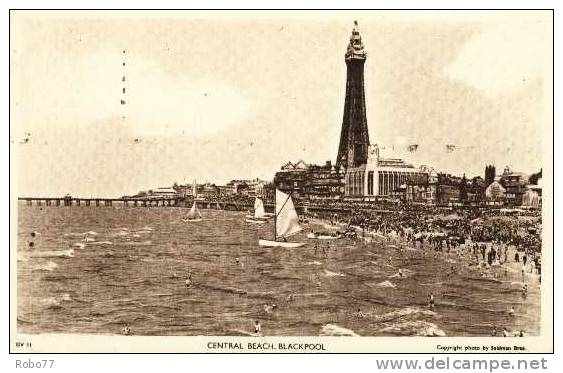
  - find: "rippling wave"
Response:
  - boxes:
[17,205,541,336]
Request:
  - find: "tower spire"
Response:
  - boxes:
[336,22,370,169]
[345,20,366,61]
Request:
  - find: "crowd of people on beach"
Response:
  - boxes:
[304,204,541,258]
[315,204,542,285]
[302,203,541,337]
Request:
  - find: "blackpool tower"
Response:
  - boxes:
[336,21,370,169]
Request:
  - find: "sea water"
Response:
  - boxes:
[16,205,541,337]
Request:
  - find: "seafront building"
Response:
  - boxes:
[226,178,272,198]
[274,160,344,200]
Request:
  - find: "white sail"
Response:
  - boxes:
[254,198,266,219]
[186,201,202,220]
[275,190,301,238]
[254,198,261,212]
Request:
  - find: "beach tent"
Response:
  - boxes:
[436,214,461,221]
[521,189,540,208]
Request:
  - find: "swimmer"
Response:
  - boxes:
[428,293,435,309]
[263,304,277,314]
[235,257,245,269]
[508,306,515,317]
[398,269,404,278]
[254,320,262,335]
[522,284,528,297]
[185,273,192,288]
[286,294,294,302]
[518,330,525,337]
[491,326,497,337]
[121,325,131,336]
[502,327,509,337]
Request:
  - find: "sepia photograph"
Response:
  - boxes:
[9,10,553,353]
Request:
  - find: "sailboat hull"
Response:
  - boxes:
[245,214,269,221]
[182,218,203,222]
[307,233,342,240]
[258,239,304,248]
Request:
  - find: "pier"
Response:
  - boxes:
[18,197,182,208]
[17,196,361,216]
[18,196,263,212]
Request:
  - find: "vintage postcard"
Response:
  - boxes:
[9,10,553,353]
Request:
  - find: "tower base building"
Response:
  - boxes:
[344,145,428,200]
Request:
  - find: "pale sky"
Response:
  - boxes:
[10,11,552,197]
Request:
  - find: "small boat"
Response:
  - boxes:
[258,190,304,248]
[245,197,270,224]
[257,198,275,218]
[246,218,266,224]
[307,232,342,240]
[183,201,202,222]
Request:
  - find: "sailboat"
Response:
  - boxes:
[258,190,304,248]
[183,201,203,222]
[183,181,202,222]
[245,197,269,224]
